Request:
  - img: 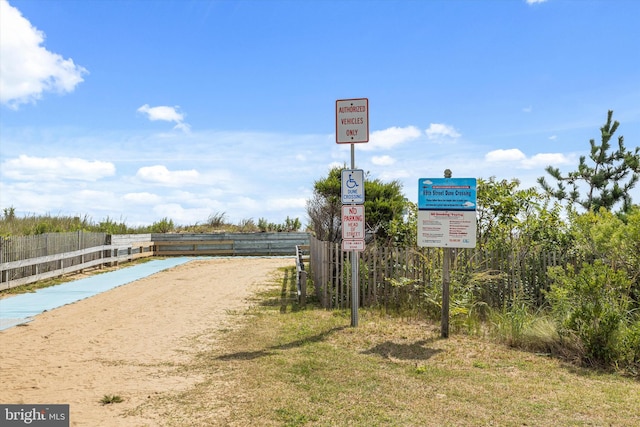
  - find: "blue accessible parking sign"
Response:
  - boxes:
[342,169,364,204]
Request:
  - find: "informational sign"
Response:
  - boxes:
[342,205,365,240]
[336,98,369,144]
[417,178,477,248]
[342,239,365,252]
[417,210,477,248]
[418,178,477,211]
[341,169,365,204]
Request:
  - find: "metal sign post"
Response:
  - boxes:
[350,147,359,327]
[337,98,369,327]
[442,245,451,338]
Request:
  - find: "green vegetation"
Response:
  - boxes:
[2,109,638,378]
[0,209,302,237]
[387,179,640,375]
[306,165,406,242]
[538,110,640,214]
[144,268,640,426]
[100,394,124,405]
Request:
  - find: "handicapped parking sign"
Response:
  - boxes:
[341,169,364,204]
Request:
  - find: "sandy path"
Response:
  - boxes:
[0,257,294,426]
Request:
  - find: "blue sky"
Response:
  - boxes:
[1,0,639,227]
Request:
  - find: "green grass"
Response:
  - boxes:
[0,210,303,236]
[137,267,640,426]
[100,394,124,405]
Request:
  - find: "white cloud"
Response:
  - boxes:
[526,0,548,4]
[137,104,191,132]
[266,197,307,211]
[137,104,184,122]
[327,161,345,170]
[360,126,421,151]
[485,149,572,169]
[75,189,117,208]
[123,192,162,204]
[1,155,115,181]
[523,106,533,113]
[0,0,88,108]
[229,196,261,213]
[379,169,410,181]
[522,153,572,169]
[485,148,527,162]
[371,155,396,166]
[425,123,461,140]
[135,165,200,186]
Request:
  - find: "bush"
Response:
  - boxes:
[150,217,174,233]
[258,216,301,232]
[619,316,640,376]
[547,261,632,367]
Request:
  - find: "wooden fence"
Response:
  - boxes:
[0,233,155,290]
[308,235,576,310]
[0,232,309,290]
[152,232,309,256]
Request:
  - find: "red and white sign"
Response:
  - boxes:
[342,205,365,240]
[417,210,477,248]
[336,98,369,144]
[342,239,365,252]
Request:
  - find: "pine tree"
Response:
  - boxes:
[538,110,640,213]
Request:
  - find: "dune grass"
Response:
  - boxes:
[138,266,640,426]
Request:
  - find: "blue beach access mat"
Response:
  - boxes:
[0,257,193,331]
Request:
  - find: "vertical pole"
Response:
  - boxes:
[351,143,359,327]
[441,168,453,338]
[441,247,450,338]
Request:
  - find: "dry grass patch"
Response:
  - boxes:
[139,267,640,426]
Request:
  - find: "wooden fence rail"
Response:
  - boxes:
[1,232,309,291]
[152,232,309,257]
[307,235,578,310]
[0,233,155,290]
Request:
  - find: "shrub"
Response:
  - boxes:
[150,217,174,233]
[619,316,640,376]
[547,261,632,367]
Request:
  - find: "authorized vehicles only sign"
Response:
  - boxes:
[336,98,369,144]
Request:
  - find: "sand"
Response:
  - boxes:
[0,257,294,426]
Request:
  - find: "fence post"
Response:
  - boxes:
[0,236,5,284]
[300,270,307,307]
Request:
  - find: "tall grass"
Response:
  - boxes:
[0,209,303,237]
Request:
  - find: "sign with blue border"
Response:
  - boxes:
[417,177,477,248]
[418,178,477,211]
[342,169,364,204]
